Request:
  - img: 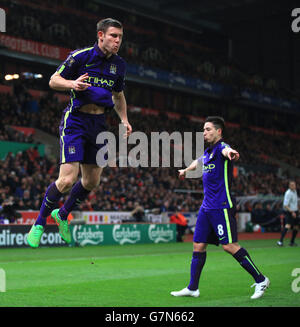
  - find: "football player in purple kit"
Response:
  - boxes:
[27,18,132,247]
[171,116,270,300]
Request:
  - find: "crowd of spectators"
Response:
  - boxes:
[1,142,299,217]
[1,88,300,216]
[0,124,34,143]
[2,0,294,101]
[0,149,57,212]
[1,86,300,168]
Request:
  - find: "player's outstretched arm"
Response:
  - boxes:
[49,72,91,92]
[178,159,198,178]
[222,147,240,161]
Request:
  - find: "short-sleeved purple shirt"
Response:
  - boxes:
[56,42,126,110]
[198,140,234,209]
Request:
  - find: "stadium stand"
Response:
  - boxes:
[0,0,300,233]
[2,0,297,101]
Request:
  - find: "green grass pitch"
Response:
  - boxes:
[0,239,299,307]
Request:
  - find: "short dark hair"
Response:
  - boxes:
[96,18,123,36]
[204,116,225,135]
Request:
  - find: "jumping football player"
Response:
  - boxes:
[27,18,132,247]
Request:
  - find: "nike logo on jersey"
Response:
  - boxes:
[85,63,97,67]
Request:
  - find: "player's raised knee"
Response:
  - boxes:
[81,178,100,191]
[56,176,76,193]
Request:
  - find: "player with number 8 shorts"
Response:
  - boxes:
[171,116,270,300]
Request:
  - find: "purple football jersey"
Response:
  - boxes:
[198,140,234,209]
[56,42,126,110]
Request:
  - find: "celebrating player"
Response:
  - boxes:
[27,18,132,247]
[171,116,270,299]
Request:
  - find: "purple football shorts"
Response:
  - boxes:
[193,206,238,245]
[59,106,107,165]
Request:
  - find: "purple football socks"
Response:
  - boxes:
[233,247,265,283]
[58,180,90,220]
[35,182,62,226]
[188,251,207,291]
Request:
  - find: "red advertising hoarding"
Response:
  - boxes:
[0,34,72,61]
[16,211,55,225]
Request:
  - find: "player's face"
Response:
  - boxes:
[98,26,123,56]
[289,181,296,190]
[203,122,222,144]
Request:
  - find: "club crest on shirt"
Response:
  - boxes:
[66,55,75,67]
[110,64,117,74]
[68,146,76,154]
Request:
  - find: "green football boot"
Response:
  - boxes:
[51,209,71,244]
[27,224,44,248]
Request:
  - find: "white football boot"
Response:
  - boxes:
[171,287,200,297]
[250,277,270,299]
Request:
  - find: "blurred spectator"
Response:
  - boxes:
[170,212,188,242]
[251,202,265,225]
[0,197,22,223]
[130,202,145,223]
[263,203,282,232]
